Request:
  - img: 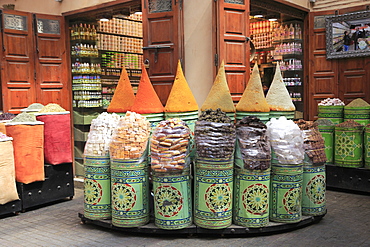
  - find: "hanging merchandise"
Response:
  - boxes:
[83,112,121,221]
[110,111,151,227]
[194,109,235,229]
[234,116,271,228]
[266,116,304,223]
[151,118,192,230]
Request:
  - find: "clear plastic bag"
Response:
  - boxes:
[194,121,236,159]
[151,118,191,172]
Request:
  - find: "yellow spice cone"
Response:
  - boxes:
[165,60,198,112]
[107,67,135,113]
[201,61,236,113]
[236,63,270,112]
[266,62,295,111]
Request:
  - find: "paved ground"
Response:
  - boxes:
[0,185,369,247]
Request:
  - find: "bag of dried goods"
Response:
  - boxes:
[0,133,19,205]
[0,112,15,134]
[266,116,304,164]
[194,108,235,160]
[6,113,44,184]
[295,119,327,165]
[110,111,151,160]
[235,116,271,170]
[151,118,191,172]
[84,112,121,157]
[35,104,72,165]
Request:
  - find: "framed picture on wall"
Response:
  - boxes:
[326,10,370,59]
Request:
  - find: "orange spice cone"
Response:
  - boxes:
[201,61,236,113]
[165,60,198,112]
[236,63,270,112]
[266,62,295,111]
[107,67,135,113]
[131,64,164,114]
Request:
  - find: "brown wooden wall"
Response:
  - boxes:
[307,6,370,120]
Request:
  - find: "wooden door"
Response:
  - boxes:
[141,0,184,105]
[0,9,35,114]
[215,0,250,102]
[34,14,71,111]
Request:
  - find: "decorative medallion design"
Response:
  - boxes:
[205,184,232,213]
[155,185,183,217]
[336,132,362,158]
[112,183,136,211]
[84,179,102,205]
[306,174,326,204]
[283,187,301,214]
[242,183,268,215]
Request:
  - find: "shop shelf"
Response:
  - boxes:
[74,127,89,142]
[73,110,99,125]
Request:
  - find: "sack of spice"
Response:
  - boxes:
[0,133,19,205]
[0,112,16,134]
[235,116,271,170]
[295,119,327,165]
[6,113,45,184]
[266,116,304,165]
[84,112,121,157]
[35,103,72,165]
[110,111,150,160]
[151,118,191,172]
[194,108,235,160]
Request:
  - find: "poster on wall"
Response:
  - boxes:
[326,10,370,59]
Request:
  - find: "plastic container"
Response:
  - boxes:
[84,155,111,220]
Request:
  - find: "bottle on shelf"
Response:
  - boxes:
[289,24,295,39]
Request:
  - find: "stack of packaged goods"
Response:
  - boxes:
[109,111,151,227]
[194,109,236,229]
[234,116,271,228]
[150,118,192,230]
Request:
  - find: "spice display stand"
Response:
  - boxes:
[326,164,370,193]
[0,200,21,217]
[17,163,74,210]
[78,212,325,236]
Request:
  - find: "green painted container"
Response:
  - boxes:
[334,125,364,168]
[364,126,370,169]
[111,158,149,227]
[318,125,335,164]
[302,163,326,216]
[142,113,164,130]
[269,111,295,120]
[194,158,233,229]
[152,169,192,230]
[84,155,111,220]
[270,163,303,223]
[236,111,270,123]
[344,106,370,126]
[226,112,236,122]
[318,105,344,125]
[233,168,270,228]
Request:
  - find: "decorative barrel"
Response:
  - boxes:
[226,112,236,122]
[365,126,370,169]
[111,158,149,227]
[143,113,164,130]
[318,125,335,164]
[334,125,364,168]
[236,112,270,123]
[270,163,303,223]
[344,106,370,126]
[302,163,326,216]
[84,155,111,220]
[152,169,192,230]
[318,105,344,125]
[194,158,233,229]
[233,168,270,228]
[269,111,295,120]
